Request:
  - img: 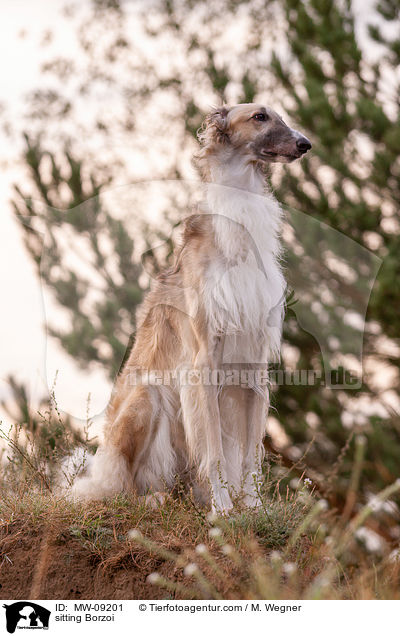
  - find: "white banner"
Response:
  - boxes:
[1,600,397,635]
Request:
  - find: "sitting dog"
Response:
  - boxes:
[71,104,311,511]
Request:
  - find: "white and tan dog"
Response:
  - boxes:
[71,104,311,511]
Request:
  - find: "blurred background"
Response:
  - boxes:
[0,0,399,547]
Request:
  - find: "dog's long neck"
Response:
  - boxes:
[203,151,283,262]
[206,151,265,194]
[200,150,285,360]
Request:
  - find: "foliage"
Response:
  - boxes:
[268,0,400,501]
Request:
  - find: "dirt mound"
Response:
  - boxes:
[0,522,182,600]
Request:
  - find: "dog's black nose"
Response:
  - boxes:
[296,137,312,153]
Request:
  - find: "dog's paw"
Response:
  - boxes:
[211,491,234,516]
[241,493,263,509]
[143,492,169,509]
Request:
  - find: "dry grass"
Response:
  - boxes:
[0,476,399,599]
[1,408,400,600]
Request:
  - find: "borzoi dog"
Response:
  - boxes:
[71,104,311,511]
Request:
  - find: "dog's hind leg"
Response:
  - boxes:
[134,386,179,495]
[70,384,161,500]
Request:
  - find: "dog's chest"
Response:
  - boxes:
[203,214,284,340]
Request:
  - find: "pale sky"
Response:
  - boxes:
[0,1,110,430]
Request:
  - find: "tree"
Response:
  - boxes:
[269,0,400,502]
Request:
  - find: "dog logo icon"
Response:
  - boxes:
[3,602,50,633]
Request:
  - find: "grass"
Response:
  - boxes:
[1,475,400,599]
[1,402,400,600]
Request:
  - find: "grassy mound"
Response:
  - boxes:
[1,480,399,600]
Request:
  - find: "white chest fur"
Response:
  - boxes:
[203,176,285,363]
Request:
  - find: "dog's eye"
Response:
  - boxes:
[253,113,268,121]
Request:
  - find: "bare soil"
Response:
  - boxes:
[0,521,188,600]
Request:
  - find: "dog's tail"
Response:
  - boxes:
[57,445,133,501]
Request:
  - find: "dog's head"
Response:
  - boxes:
[198,103,311,164]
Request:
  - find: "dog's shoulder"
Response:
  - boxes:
[182,212,212,242]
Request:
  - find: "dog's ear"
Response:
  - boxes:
[197,107,230,146]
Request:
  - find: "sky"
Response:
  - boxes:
[0,1,111,431]
[0,0,397,434]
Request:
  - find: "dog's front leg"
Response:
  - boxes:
[200,335,234,513]
[242,388,268,507]
[180,333,232,513]
[201,380,233,513]
[180,376,233,512]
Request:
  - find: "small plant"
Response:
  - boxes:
[69,521,114,555]
[0,374,96,491]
